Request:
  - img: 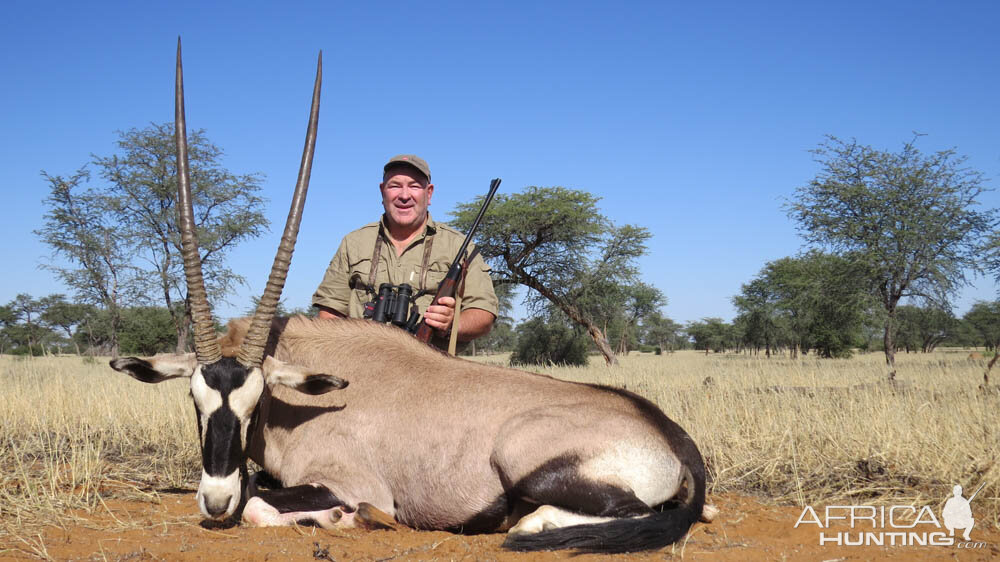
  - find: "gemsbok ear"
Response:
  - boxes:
[261,356,348,395]
[110,354,198,384]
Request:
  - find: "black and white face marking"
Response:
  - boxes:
[190,357,264,520]
[110,352,348,521]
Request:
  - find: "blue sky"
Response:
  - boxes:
[2,1,998,325]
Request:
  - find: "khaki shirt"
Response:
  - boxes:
[312,214,498,320]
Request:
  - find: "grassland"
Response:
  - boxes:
[1,349,997,552]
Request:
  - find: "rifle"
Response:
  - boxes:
[967,482,987,503]
[414,178,501,344]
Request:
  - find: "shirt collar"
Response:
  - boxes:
[379,213,437,238]
[378,214,437,252]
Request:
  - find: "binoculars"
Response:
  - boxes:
[363,283,421,332]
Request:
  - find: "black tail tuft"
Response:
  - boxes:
[501,472,704,554]
[501,504,700,554]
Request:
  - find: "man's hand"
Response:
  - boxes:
[422,296,456,334]
[424,298,495,342]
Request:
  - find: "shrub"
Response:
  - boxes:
[510,317,589,367]
[118,307,176,356]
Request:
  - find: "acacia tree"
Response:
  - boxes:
[451,186,653,365]
[986,231,1000,291]
[735,252,874,358]
[8,294,45,352]
[37,169,137,357]
[894,305,956,353]
[0,294,66,355]
[640,311,683,352]
[574,278,663,355]
[0,304,15,353]
[686,318,736,354]
[96,123,268,353]
[732,276,788,356]
[615,283,665,354]
[786,136,996,379]
[39,294,91,355]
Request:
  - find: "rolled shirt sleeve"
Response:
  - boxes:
[312,238,353,316]
[459,246,499,318]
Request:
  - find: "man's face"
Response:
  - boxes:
[380,166,433,232]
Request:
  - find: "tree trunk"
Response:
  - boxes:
[509,268,618,366]
[24,311,36,352]
[59,327,82,356]
[169,287,184,353]
[883,310,896,381]
[109,304,121,359]
[617,329,629,355]
[587,323,618,365]
[84,318,96,357]
[176,308,191,354]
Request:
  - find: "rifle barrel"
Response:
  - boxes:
[967,481,987,502]
[450,178,501,270]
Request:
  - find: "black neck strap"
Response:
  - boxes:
[368,221,435,293]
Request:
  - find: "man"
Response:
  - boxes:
[312,155,497,348]
[942,484,976,541]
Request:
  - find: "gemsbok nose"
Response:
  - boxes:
[204,494,233,518]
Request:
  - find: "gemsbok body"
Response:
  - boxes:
[110,42,707,554]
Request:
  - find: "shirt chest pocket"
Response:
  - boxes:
[420,260,450,292]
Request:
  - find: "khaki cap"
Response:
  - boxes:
[384,154,431,181]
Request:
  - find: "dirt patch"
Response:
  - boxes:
[2,493,997,561]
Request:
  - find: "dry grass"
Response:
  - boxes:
[1,348,997,548]
[0,354,198,547]
[522,349,999,529]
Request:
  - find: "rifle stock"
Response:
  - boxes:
[414,178,501,345]
[413,265,461,343]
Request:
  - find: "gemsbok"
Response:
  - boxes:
[110,41,708,554]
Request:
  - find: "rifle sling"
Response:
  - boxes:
[446,246,482,355]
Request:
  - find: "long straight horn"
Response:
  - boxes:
[175,37,222,364]
[237,52,322,368]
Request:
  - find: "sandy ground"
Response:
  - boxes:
[2,493,998,561]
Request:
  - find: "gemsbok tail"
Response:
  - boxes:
[502,463,705,554]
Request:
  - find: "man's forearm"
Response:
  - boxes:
[455,308,495,342]
[317,302,492,342]
[316,305,346,319]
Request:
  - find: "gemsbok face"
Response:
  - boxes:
[109,39,343,521]
[111,354,346,519]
